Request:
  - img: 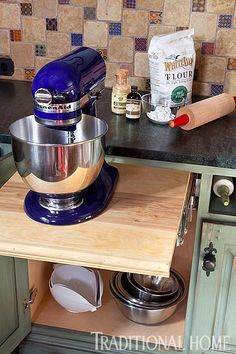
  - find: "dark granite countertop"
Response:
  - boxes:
[1,79,236,170]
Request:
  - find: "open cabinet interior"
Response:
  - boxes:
[27,213,196,349]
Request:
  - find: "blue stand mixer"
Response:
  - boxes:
[9,47,118,225]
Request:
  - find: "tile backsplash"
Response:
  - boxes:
[0,0,236,96]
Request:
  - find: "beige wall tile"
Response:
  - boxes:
[192,81,211,96]
[225,72,236,95]
[105,62,121,87]
[22,17,45,43]
[136,0,164,10]
[163,0,190,26]
[190,13,217,41]
[215,29,236,56]
[97,0,122,21]
[148,25,174,45]
[11,42,34,68]
[207,0,235,13]
[198,56,226,83]
[0,68,25,81]
[71,0,96,6]
[0,30,10,55]
[123,9,148,36]
[47,32,71,58]
[134,52,149,77]
[108,37,133,63]
[58,5,82,33]
[33,0,57,18]
[84,21,108,48]
[0,3,21,29]
[35,57,51,74]
[129,76,147,91]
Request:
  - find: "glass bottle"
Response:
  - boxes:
[111,70,130,115]
[126,85,141,119]
[212,176,234,206]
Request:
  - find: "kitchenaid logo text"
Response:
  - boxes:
[164,57,193,71]
[92,332,230,352]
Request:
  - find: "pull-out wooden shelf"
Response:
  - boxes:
[0,163,190,276]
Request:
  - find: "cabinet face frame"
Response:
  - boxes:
[191,221,236,354]
[0,257,31,354]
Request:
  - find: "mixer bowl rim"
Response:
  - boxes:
[9,114,109,147]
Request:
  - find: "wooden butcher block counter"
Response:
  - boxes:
[0,163,190,276]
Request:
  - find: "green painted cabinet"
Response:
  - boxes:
[191,221,236,354]
[0,257,30,354]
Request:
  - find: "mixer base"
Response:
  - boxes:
[24,162,119,225]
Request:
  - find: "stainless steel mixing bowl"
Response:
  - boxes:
[110,271,186,325]
[9,114,108,195]
[116,272,181,308]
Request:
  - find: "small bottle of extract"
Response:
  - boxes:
[126,85,141,119]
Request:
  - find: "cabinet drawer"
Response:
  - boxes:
[0,163,190,276]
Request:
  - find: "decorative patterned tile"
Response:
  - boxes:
[123,0,136,8]
[227,58,236,70]
[10,29,22,41]
[218,14,232,28]
[97,48,108,60]
[145,78,150,91]
[149,11,162,24]
[211,84,224,96]
[109,23,121,35]
[24,68,35,81]
[201,42,214,55]
[71,33,83,46]
[135,37,147,51]
[46,18,57,31]
[84,7,96,20]
[192,0,205,12]
[20,3,32,16]
[58,0,70,4]
[35,44,46,57]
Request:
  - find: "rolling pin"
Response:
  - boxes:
[169,93,236,130]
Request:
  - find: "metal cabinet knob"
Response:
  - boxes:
[202,242,217,277]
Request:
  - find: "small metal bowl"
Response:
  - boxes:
[125,272,179,302]
[131,270,179,295]
[109,270,186,325]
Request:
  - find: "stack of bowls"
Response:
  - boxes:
[109,269,186,325]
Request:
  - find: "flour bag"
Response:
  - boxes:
[148,29,196,107]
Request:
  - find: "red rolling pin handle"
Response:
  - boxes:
[169,114,189,128]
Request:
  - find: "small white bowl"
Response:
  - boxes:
[49,265,103,313]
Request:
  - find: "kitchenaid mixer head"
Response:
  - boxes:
[32,47,106,127]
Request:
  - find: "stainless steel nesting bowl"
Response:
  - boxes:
[109,270,186,325]
[9,114,108,195]
[125,272,179,302]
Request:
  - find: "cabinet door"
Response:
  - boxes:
[0,257,31,354]
[191,222,236,354]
